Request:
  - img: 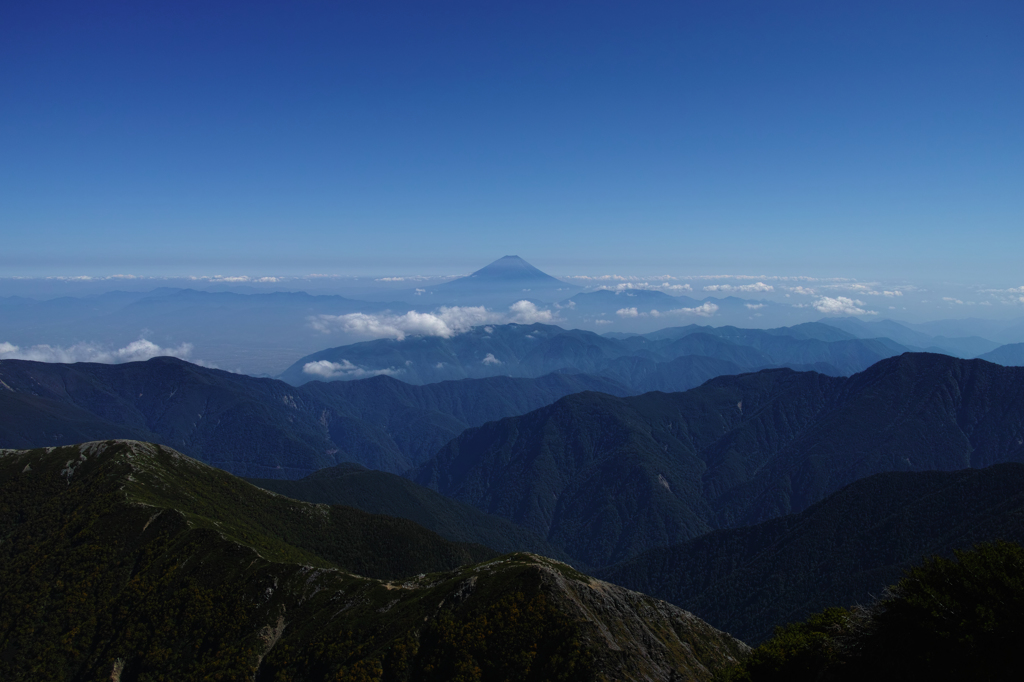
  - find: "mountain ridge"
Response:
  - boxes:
[412,353,1024,568]
[0,439,749,681]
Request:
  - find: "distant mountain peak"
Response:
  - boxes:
[429,256,580,301]
[465,255,563,283]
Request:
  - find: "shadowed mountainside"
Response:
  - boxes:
[249,462,575,567]
[0,357,627,477]
[413,354,1024,568]
[600,463,1024,644]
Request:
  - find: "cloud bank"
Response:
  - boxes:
[813,297,877,316]
[703,282,774,293]
[0,339,196,364]
[310,301,555,340]
[615,302,719,319]
[302,359,402,379]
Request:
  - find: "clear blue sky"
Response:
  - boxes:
[2,1,1022,281]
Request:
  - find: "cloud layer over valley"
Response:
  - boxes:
[0,339,197,364]
[309,301,555,341]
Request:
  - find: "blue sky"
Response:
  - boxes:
[2,1,1022,282]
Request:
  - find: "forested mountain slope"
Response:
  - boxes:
[0,357,625,476]
[414,354,1024,568]
[0,440,748,681]
[250,462,574,565]
[600,464,1024,644]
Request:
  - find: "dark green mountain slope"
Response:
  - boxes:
[249,463,574,566]
[0,357,625,476]
[600,464,1024,645]
[726,542,1024,682]
[0,441,748,681]
[413,354,1024,568]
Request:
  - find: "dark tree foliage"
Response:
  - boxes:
[849,540,1024,681]
[719,609,851,682]
[721,541,1024,682]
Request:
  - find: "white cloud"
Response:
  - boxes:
[666,302,719,317]
[791,286,817,296]
[882,290,903,297]
[309,301,557,341]
[813,297,877,316]
[617,307,640,317]
[703,282,774,293]
[310,306,502,340]
[745,303,765,310]
[302,359,401,379]
[509,300,554,324]
[481,353,502,365]
[598,282,693,293]
[943,297,965,305]
[0,339,196,364]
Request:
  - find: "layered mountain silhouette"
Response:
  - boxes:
[978,341,1024,366]
[600,463,1024,644]
[412,354,1024,568]
[0,357,626,477]
[280,321,910,386]
[820,316,1001,358]
[0,440,748,681]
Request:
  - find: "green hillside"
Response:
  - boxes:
[723,541,1024,681]
[0,440,748,681]
[249,463,575,566]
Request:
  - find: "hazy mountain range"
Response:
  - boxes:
[4,256,1024,678]
[5,257,1023,376]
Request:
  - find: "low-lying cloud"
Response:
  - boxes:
[704,282,774,293]
[0,339,196,364]
[614,302,719,319]
[302,359,402,379]
[310,301,555,340]
[669,302,719,317]
[813,297,877,316]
